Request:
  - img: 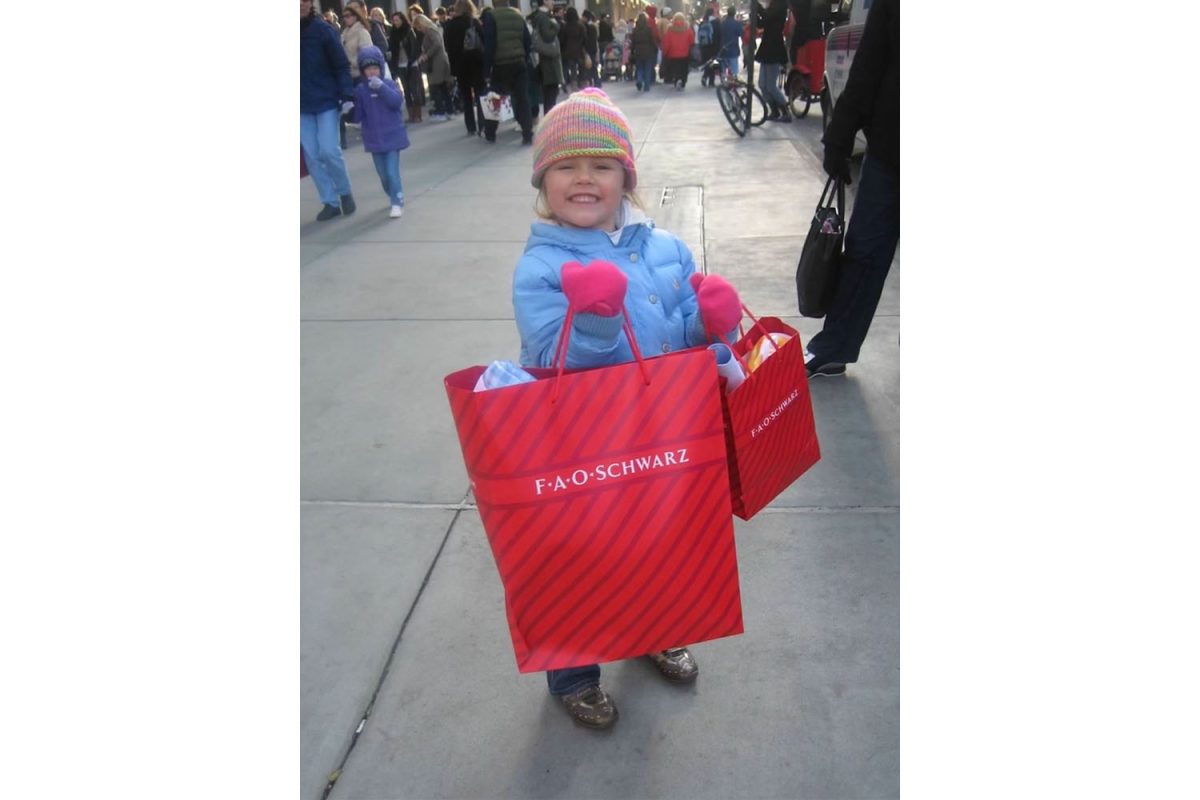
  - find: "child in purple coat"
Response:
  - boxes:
[352,46,410,218]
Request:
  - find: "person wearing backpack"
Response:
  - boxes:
[445,0,485,136]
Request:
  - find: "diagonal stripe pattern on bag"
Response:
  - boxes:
[444,347,745,673]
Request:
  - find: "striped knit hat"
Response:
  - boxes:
[531,88,637,190]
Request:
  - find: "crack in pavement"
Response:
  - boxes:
[317,486,470,800]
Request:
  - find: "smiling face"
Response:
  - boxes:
[542,157,626,232]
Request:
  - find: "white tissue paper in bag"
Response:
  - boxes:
[473,360,537,392]
[708,343,746,393]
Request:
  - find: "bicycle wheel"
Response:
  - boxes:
[786,71,813,118]
[742,86,769,127]
[717,84,747,137]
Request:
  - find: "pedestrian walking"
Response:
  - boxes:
[389,9,426,123]
[413,14,454,122]
[718,5,743,76]
[660,12,694,88]
[558,7,586,91]
[444,0,486,136]
[480,0,534,145]
[598,13,614,48]
[340,4,373,83]
[805,0,899,377]
[754,0,792,121]
[583,10,602,87]
[630,12,657,91]
[348,0,391,63]
[528,0,563,117]
[512,88,746,729]
[644,4,662,84]
[350,46,410,219]
[300,0,356,221]
[368,6,393,65]
[697,8,719,85]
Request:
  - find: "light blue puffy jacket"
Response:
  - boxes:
[513,213,730,369]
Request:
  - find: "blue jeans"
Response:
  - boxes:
[371,151,404,206]
[636,58,654,88]
[547,664,601,695]
[807,154,901,363]
[722,54,739,77]
[757,61,787,106]
[300,108,352,207]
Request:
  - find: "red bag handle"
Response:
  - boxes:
[550,305,650,403]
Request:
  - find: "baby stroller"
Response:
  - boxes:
[621,38,635,81]
[601,42,623,82]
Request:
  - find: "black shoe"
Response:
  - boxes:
[315,203,342,221]
[805,350,846,377]
[521,134,534,146]
[340,193,356,216]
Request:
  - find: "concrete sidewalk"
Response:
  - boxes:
[301,82,898,800]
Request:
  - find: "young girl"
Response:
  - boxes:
[512,88,745,730]
[352,47,410,218]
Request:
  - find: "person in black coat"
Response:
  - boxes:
[598,14,614,47]
[390,9,426,122]
[754,0,792,120]
[805,0,899,377]
[582,10,600,87]
[444,0,486,135]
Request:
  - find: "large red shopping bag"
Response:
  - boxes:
[444,311,744,673]
[717,308,821,520]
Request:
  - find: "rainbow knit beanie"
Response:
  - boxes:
[531,88,637,190]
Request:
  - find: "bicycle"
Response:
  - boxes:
[785,69,831,123]
[709,58,768,137]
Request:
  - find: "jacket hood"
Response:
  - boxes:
[669,18,688,31]
[357,44,386,71]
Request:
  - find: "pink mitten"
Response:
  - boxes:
[560,260,628,317]
[689,273,743,335]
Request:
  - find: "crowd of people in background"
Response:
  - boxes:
[302,0,836,221]
[311,1,777,130]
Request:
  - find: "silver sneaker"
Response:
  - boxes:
[646,647,699,683]
[559,684,619,729]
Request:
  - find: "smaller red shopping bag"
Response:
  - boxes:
[715,307,821,520]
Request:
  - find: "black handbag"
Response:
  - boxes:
[795,176,846,318]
